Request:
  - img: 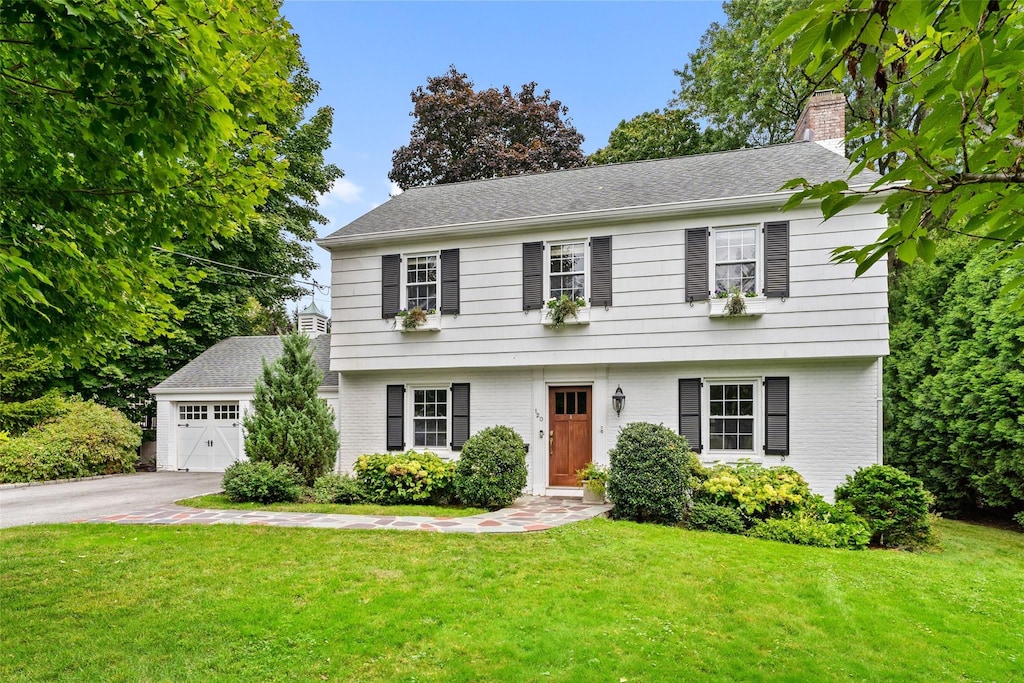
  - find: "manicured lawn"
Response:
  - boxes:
[2,519,1022,682]
[178,493,488,518]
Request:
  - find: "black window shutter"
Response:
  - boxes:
[386,385,404,451]
[678,378,702,453]
[764,377,790,455]
[450,383,470,451]
[764,221,790,298]
[590,236,613,307]
[440,248,460,315]
[381,254,401,318]
[685,228,709,302]
[523,241,544,310]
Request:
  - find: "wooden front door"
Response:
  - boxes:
[549,386,593,487]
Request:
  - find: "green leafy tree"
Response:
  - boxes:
[243,332,338,486]
[885,238,1024,517]
[0,332,65,434]
[589,110,740,165]
[55,62,342,425]
[0,0,301,362]
[775,1,1024,291]
[390,66,586,188]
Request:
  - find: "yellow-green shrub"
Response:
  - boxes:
[354,451,455,504]
[696,460,811,521]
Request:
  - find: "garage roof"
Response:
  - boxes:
[151,335,337,393]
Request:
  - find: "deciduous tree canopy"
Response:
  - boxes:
[776,0,1024,293]
[589,110,740,165]
[0,0,302,361]
[389,66,586,188]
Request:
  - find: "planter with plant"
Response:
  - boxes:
[709,287,767,317]
[543,295,588,328]
[396,306,439,332]
[576,461,609,503]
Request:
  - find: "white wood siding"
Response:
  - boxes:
[327,204,888,372]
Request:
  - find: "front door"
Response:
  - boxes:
[549,386,593,487]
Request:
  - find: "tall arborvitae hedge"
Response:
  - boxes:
[243,333,339,486]
[885,237,1024,517]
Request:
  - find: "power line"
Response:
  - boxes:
[151,246,329,293]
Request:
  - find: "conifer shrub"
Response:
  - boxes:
[222,460,303,504]
[453,426,528,509]
[0,399,140,483]
[243,333,339,486]
[835,465,934,548]
[312,473,367,504]
[607,422,690,524]
[354,451,456,504]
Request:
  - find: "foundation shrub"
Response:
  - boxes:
[453,426,528,509]
[835,464,934,548]
[355,451,456,505]
[312,472,367,504]
[746,514,871,549]
[686,501,745,534]
[222,460,303,504]
[695,461,811,522]
[607,422,691,524]
[0,399,140,483]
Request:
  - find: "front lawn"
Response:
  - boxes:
[178,493,488,518]
[2,519,1022,681]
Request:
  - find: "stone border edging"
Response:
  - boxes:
[0,472,136,491]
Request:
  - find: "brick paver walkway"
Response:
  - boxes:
[83,496,611,533]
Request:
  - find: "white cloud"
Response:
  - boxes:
[389,181,404,197]
[320,178,364,205]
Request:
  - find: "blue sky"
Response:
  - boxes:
[279,1,726,310]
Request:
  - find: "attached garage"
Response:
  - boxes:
[151,331,340,473]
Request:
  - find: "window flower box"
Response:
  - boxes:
[397,309,441,332]
[708,296,767,318]
[542,306,590,327]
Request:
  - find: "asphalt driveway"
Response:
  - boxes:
[0,472,223,528]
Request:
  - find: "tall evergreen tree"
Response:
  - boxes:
[243,333,338,486]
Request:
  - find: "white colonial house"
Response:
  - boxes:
[151,303,341,472]
[316,91,889,498]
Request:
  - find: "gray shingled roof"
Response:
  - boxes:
[322,142,881,241]
[151,335,336,392]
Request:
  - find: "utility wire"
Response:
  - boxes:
[152,246,329,293]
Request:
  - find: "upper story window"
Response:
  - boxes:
[713,227,758,297]
[405,254,438,310]
[549,241,586,300]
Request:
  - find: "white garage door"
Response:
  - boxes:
[176,403,241,471]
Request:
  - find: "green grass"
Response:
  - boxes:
[177,493,487,518]
[2,519,1022,682]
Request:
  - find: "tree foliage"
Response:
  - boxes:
[243,333,338,487]
[588,110,740,165]
[389,66,586,188]
[56,64,342,425]
[0,0,301,361]
[776,1,1024,292]
[885,238,1024,517]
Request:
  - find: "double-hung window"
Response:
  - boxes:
[713,227,758,297]
[549,242,586,300]
[412,388,448,448]
[405,254,437,311]
[708,382,755,452]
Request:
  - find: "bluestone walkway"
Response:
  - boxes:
[84,496,611,533]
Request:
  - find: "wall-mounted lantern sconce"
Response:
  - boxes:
[612,385,626,416]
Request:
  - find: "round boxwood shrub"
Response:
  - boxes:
[453,426,527,509]
[686,501,745,534]
[222,460,303,504]
[607,422,690,524]
[835,465,934,548]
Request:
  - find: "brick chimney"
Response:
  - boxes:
[794,89,846,156]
